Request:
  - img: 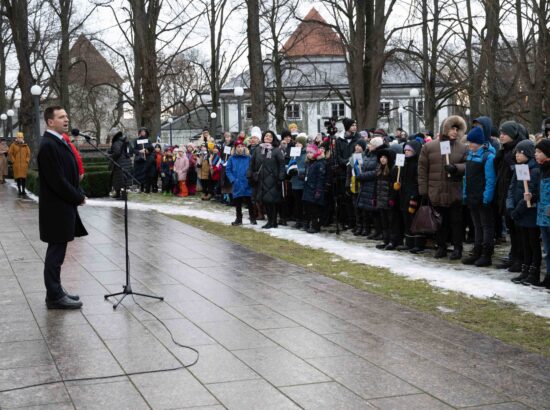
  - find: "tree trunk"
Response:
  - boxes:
[58,0,72,117]
[3,0,36,160]
[247,0,268,130]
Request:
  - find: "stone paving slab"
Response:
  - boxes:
[1,183,550,409]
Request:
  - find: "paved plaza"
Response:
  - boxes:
[0,183,549,409]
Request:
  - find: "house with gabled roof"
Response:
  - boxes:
[216,7,452,136]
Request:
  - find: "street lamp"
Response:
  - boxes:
[31,85,43,141]
[13,100,20,132]
[234,86,244,133]
[0,113,6,139]
[6,109,14,139]
[210,112,217,137]
[167,117,174,146]
[398,106,404,129]
[409,88,419,133]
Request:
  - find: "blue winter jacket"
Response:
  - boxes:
[289,150,306,191]
[226,154,252,198]
[537,162,550,227]
[506,158,539,228]
[463,146,496,206]
[302,158,326,206]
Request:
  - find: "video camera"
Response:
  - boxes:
[323,117,339,137]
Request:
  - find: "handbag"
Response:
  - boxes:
[411,202,442,235]
[252,164,263,182]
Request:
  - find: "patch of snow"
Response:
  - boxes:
[11,180,550,319]
[437,306,456,314]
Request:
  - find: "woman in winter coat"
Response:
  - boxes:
[220,132,234,203]
[174,148,190,197]
[0,137,8,184]
[374,148,396,249]
[288,135,307,228]
[506,140,541,285]
[185,144,197,195]
[109,128,133,199]
[535,139,550,288]
[418,115,467,259]
[197,144,212,200]
[346,140,367,236]
[247,130,286,229]
[302,144,326,233]
[132,127,151,192]
[396,140,425,252]
[226,141,254,225]
[357,136,386,239]
[8,132,31,197]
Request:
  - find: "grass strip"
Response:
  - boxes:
[166,213,550,358]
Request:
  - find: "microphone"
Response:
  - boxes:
[71,128,95,141]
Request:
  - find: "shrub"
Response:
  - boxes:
[25,169,111,198]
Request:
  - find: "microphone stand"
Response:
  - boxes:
[83,136,164,309]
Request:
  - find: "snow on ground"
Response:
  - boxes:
[11,180,550,318]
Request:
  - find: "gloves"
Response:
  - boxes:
[444,164,457,175]
[314,191,322,200]
[510,209,520,221]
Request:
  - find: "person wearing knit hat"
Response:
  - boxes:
[302,142,327,233]
[342,118,357,133]
[499,121,520,141]
[535,139,550,288]
[373,129,387,138]
[295,134,307,147]
[368,136,384,150]
[462,126,497,267]
[466,126,485,146]
[506,138,541,285]
[356,139,367,152]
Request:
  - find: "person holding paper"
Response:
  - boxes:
[534,139,550,288]
[505,140,541,285]
[302,144,326,233]
[418,116,467,259]
[462,126,496,266]
[374,149,397,249]
[346,140,366,236]
[288,135,307,229]
[226,140,254,225]
[132,127,152,192]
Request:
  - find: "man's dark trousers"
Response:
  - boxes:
[44,242,68,300]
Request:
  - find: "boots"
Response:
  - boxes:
[540,273,550,289]
[306,220,320,234]
[295,220,304,229]
[474,246,493,267]
[462,246,482,265]
[434,247,448,259]
[231,218,242,226]
[449,247,462,260]
[353,224,363,236]
[256,203,265,220]
[496,258,513,270]
[521,266,541,286]
[397,236,414,251]
[511,264,530,283]
[508,260,523,273]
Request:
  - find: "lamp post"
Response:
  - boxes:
[6,109,14,139]
[409,88,419,134]
[210,112,217,137]
[398,106,404,130]
[465,109,471,126]
[14,100,21,132]
[234,86,244,133]
[0,113,6,139]
[167,117,174,146]
[31,85,42,141]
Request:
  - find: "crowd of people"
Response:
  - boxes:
[110,116,550,288]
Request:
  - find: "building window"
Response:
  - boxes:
[286,103,301,120]
[331,103,345,119]
[245,105,252,120]
[379,102,390,117]
[417,101,424,117]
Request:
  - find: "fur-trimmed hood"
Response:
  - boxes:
[440,116,467,141]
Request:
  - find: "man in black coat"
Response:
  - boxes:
[38,106,87,309]
[335,118,361,228]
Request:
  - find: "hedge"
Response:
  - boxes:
[82,157,110,165]
[84,164,110,173]
[25,169,111,198]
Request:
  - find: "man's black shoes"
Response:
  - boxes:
[46,295,83,309]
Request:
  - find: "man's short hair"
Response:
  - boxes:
[44,106,64,124]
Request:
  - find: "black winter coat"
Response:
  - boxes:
[375,169,393,210]
[248,145,286,203]
[302,158,326,206]
[356,146,385,210]
[398,141,421,212]
[506,158,539,228]
[494,139,522,214]
[37,132,87,243]
[144,154,158,179]
[110,136,133,190]
[132,138,151,184]
[335,133,361,194]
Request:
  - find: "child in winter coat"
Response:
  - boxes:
[506,140,541,285]
[226,141,255,225]
[346,140,366,236]
[210,147,222,200]
[462,126,496,267]
[174,148,190,197]
[302,144,326,233]
[186,144,198,195]
[374,149,397,249]
[161,150,175,195]
[534,139,550,288]
[288,135,307,228]
[197,144,211,200]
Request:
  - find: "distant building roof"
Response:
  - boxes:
[281,8,345,58]
[68,35,123,87]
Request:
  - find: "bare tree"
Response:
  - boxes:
[247,0,268,130]
[0,2,12,115]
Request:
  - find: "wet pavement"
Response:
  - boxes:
[0,182,549,409]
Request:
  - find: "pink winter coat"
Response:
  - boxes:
[174,154,189,181]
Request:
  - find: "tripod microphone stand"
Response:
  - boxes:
[82,135,164,309]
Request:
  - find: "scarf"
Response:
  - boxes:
[260,142,273,159]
